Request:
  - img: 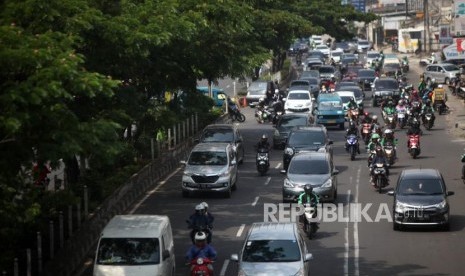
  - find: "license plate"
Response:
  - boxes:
[199,184,208,189]
[327,120,336,124]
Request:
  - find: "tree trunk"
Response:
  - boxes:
[64,155,80,185]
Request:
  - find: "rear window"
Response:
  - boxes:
[242,240,301,262]
[319,67,335,74]
[201,129,233,143]
[288,93,310,100]
[279,116,308,128]
[188,151,228,166]
[291,81,309,87]
[288,131,325,146]
[97,238,160,265]
[443,65,459,71]
[375,80,398,90]
[358,70,375,77]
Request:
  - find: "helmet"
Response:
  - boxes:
[304,184,313,194]
[195,204,205,212]
[372,115,378,121]
[371,133,380,140]
[388,101,394,106]
[200,202,208,209]
[261,134,268,141]
[259,97,265,103]
[384,129,393,135]
[431,78,436,84]
[375,146,384,154]
[194,232,207,242]
[398,100,404,106]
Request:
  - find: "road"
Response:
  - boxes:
[78,56,465,276]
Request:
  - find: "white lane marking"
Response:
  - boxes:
[354,167,361,276]
[236,224,245,237]
[275,162,281,169]
[252,196,259,206]
[129,167,182,214]
[264,177,271,186]
[344,188,351,276]
[219,259,230,276]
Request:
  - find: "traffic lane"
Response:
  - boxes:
[357,91,465,274]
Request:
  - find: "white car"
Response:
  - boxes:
[284,90,313,113]
[311,35,323,47]
[315,45,330,57]
[330,49,344,63]
[335,91,356,115]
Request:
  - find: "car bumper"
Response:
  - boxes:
[393,210,449,226]
[285,108,311,113]
[246,97,262,107]
[283,186,335,202]
[316,117,345,125]
[182,176,231,193]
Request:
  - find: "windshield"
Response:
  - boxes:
[358,70,375,77]
[443,65,459,71]
[97,238,160,265]
[242,240,301,262]
[249,82,267,94]
[319,67,335,74]
[288,131,325,146]
[305,78,319,85]
[375,80,398,90]
[301,71,319,78]
[331,52,342,57]
[342,58,357,64]
[188,151,228,165]
[289,159,329,174]
[358,41,369,46]
[201,129,233,143]
[291,81,309,87]
[319,101,342,110]
[397,179,444,196]
[288,93,310,100]
[339,96,353,103]
[279,116,308,128]
[367,53,380,59]
[384,63,400,69]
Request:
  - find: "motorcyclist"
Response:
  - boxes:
[398,76,408,89]
[407,116,422,138]
[345,120,361,154]
[396,99,407,113]
[381,128,397,147]
[421,99,436,126]
[185,232,217,274]
[256,134,271,151]
[320,84,327,94]
[298,184,320,230]
[187,204,212,244]
[200,202,215,227]
[418,76,427,93]
[383,100,396,118]
[369,146,390,185]
[361,112,372,124]
[370,115,382,135]
[367,133,382,153]
[265,87,274,105]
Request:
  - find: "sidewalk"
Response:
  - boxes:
[445,93,465,140]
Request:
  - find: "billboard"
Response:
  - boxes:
[439,25,453,45]
[455,0,465,36]
[345,0,366,12]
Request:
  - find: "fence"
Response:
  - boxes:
[2,113,231,276]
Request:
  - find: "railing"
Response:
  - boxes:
[1,113,231,276]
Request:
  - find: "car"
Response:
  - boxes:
[313,93,345,129]
[315,44,331,57]
[357,39,371,53]
[357,69,377,91]
[246,81,276,107]
[282,152,338,203]
[307,50,326,63]
[198,124,244,164]
[335,81,359,91]
[388,169,455,231]
[333,41,353,53]
[288,42,301,56]
[336,86,365,110]
[181,143,237,198]
[318,65,341,81]
[423,63,461,85]
[382,61,402,78]
[372,77,400,107]
[304,58,324,71]
[273,113,314,149]
[230,222,313,276]
[284,90,313,114]
[300,70,320,79]
[365,51,381,67]
[311,35,323,46]
[335,91,356,114]
[330,49,344,63]
[282,126,333,171]
[298,77,320,98]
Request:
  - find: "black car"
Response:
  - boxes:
[282,126,333,171]
[357,69,376,91]
[198,124,245,164]
[307,51,326,63]
[298,77,320,98]
[372,78,400,107]
[273,113,314,149]
[382,62,402,78]
[388,169,454,231]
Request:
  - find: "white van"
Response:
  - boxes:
[93,215,175,276]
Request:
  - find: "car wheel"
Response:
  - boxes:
[182,190,189,198]
[232,177,237,191]
[224,186,232,198]
[441,222,450,231]
[393,222,400,231]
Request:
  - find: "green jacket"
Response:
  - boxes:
[298,192,319,205]
[381,137,397,146]
[383,107,396,115]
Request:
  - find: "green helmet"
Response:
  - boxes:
[371,133,380,140]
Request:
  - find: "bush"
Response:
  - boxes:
[281,59,291,82]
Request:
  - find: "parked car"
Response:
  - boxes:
[372,77,400,107]
[282,125,333,171]
[423,63,461,85]
[388,169,454,231]
[282,152,338,203]
[284,90,313,114]
[230,222,313,275]
[273,113,314,149]
[246,81,276,107]
[181,143,238,198]
[198,124,244,164]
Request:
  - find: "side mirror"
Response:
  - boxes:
[387,190,395,196]
[230,254,239,262]
[328,140,333,145]
[280,169,287,174]
[332,169,339,175]
[304,253,314,262]
[162,250,170,260]
[180,160,187,165]
[447,191,455,196]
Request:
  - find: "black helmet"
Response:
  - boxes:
[425,99,431,106]
[304,184,313,194]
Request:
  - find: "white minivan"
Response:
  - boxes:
[93,215,175,276]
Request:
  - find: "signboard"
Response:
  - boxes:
[443,42,465,60]
[456,0,465,16]
[349,0,366,12]
[439,25,453,45]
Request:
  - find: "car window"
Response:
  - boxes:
[288,131,325,146]
[96,238,160,265]
[242,240,301,262]
[279,117,308,128]
[397,179,445,195]
[250,82,267,90]
[442,65,459,71]
[305,78,319,85]
[201,129,234,143]
[188,151,228,166]
[367,53,380,59]
[319,101,342,110]
[358,70,375,77]
[288,93,310,100]
[319,67,335,73]
[375,80,398,90]
[339,96,354,103]
[331,52,342,56]
[384,63,400,69]
[291,81,309,87]
[289,159,329,174]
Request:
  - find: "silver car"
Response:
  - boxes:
[181,143,237,198]
[231,222,313,276]
[423,63,461,84]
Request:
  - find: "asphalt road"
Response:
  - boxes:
[78,56,465,276]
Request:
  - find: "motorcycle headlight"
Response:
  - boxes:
[395,201,407,213]
[284,178,295,188]
[435,200,447,210]
[284,147,294,155]
[322,178,332,188]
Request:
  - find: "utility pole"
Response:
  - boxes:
[423,0,428,53]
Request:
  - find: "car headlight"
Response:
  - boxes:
[293,268,305,276]
[321,178,332,188]
[219,170,229,177]
[435,200,447,210]
[305,101,311,106]
[330,74,334,78]
[238,269,246,276]
[274,129,280,136]
[183,171,193,176]
[395,201,407,213]
[284,178,295,188]
[284,147,294,155]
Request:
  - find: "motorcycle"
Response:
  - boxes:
[256,148,270,176]
[408,134,421,159]
[383,142,396,165]
[385,113,397,129]
[348,108,360,124]
[423,112,434,130]
[371,162,389,193]
[397,109,407,129]
[346,134,359,161]
[187,221,212,244]
[228,104,246,122]
[189,258,214,276]
[303,204,318,239]
[401,59,409,72]
[361,123,371,144]
[255,106,270,124]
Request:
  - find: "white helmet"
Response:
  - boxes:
[195,231,207,242]
[384,129,393,134]
[200,202,208,209]
[372,115,378,121]
[195,204,205,211]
